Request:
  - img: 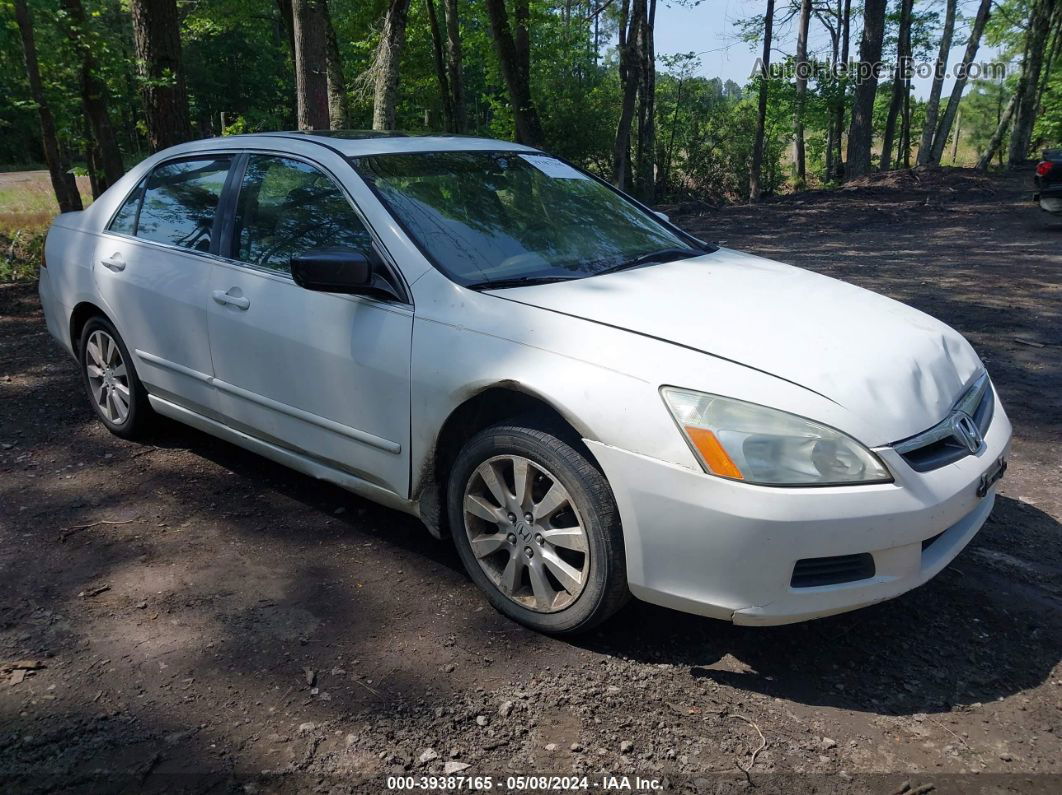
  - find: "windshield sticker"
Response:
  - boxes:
[519,154,589,180]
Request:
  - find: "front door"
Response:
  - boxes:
[206,154,412,496]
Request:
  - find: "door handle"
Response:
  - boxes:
[100,253,125,272]
[212,289,250,310]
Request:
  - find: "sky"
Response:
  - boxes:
[650,0,1007,100]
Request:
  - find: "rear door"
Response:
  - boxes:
[205,152,413,496]
[94,155,233,416]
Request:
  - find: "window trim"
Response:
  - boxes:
[104,152,236,253]
[216,152,250,260]
[99,146,412,307]
[105,175,147,236]
[218,149,411,305]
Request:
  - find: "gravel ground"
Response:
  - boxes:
[0,167,1060,794]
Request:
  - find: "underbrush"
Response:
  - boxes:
[0,225,46,282]
[0,171,91,283]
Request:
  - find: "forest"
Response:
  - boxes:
[0,0,1059,243]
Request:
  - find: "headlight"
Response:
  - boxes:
[661,387,892,486]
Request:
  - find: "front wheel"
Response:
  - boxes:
[447,421,629,634]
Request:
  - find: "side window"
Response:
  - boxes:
[108,179,145,235]
[233,155,375,274]
[136,157,231,252]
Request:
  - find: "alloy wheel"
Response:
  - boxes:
[85,329,131,425]
[462,454,590,613]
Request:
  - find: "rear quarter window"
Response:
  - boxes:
[134,157,232,251]
[108,180,145,235]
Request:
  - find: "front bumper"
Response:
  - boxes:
[586,391,1012,626]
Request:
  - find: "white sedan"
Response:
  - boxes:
[39,132,1011,634]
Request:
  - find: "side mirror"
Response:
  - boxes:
[291,249,375,294]
[654,210,670,223]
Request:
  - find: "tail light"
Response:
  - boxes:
[1036,161,1054,176]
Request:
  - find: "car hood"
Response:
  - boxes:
[492,248,983,443]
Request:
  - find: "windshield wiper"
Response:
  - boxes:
[594,247,701,277]
[464,275,579,291]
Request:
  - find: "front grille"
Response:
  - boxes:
[894,376,994,473]
[791,553,875,588]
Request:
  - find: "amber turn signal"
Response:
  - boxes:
[684,426,744,479]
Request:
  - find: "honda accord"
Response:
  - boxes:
[39,132,1011,634]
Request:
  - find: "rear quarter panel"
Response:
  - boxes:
[40,154,164,354]
[42,218,115,356]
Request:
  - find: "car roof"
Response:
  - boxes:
[167,131,539,158]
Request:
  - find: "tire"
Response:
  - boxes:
[78,316,154,439]
[447,420,629,634]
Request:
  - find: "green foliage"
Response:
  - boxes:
[656,55,785,201]
[1035,58,1062,148]
[0,227,44,282]
[960,0,1061,161]
[1,0,1056,213]
[182,4,295,133]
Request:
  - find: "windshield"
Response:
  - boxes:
[351,151,702,287]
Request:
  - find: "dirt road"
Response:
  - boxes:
[1,168,1060,793]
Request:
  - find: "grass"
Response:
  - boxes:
[0,171,92,283]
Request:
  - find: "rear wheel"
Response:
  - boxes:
[78,316,153,439]
[448,421,628,634]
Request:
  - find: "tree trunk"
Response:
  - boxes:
[292,0,330,130]
[634,0,657,202]
[322,1,349,130]
[950,107,962,164]
[879,0,913,172]
[792,0,812,189]
[1037,4,1062,115]
[60,0,124,189]
[824,0,840,180]
[277,0,296,63]
[832,0,851,179]
[929,0,991,165]
[129,0,192,151]
[13,0,82,212]
[442,0,465,133]
[426,0,455,131]
[915,0,955,165]
[1007,0,1053,165]
[996,77,1007,166]
[749,0,775,200]
[661,73,686,192]
[975,90,1018,169]
[85,139,102,199]
[371,0,410,131]
[900,69,912,167]
[612,0,645,189]
[485,0,544,145]
[845,0,887,179]
[514,0,530,88]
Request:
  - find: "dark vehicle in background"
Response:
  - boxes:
[1034,149,1062,215]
